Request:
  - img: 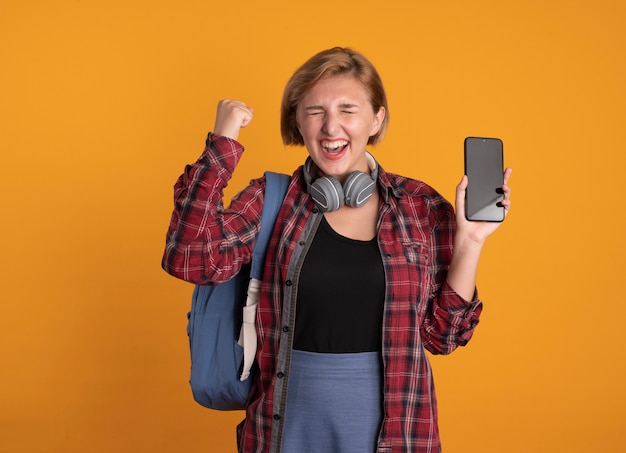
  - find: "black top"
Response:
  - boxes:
[294,216,385,353]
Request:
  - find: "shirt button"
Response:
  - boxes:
[277,372,285,378]
[286,280,293,286]
[312,207,319,214]
[273,414,282,421]
[282,326,289,332]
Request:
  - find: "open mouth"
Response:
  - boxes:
[321,140,349,155]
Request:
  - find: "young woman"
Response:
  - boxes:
[162,47,512,453]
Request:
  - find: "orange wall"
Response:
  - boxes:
[1,0,625,452]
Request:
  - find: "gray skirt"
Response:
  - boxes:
[281,349,383,453]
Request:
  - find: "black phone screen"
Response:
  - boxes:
[464,137,504,222]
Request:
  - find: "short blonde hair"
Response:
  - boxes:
[281,47,389,146]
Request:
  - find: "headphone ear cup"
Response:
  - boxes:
[309,176,344,212]
[343,171,376,208]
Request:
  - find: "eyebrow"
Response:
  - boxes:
[303,103,360,111]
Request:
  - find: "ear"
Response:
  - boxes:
[369,106,386,136]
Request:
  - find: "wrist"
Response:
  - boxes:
[454,231,485,254]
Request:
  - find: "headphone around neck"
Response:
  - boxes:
[303,153,379,212]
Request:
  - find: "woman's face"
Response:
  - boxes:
[296,74,385,182]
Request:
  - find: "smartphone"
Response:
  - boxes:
[464,137,504,222]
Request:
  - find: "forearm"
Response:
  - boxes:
[420,233,484,355]
[161,133,254,283]
[445,234,484,301]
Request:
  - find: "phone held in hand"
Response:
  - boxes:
[464,137,505,222]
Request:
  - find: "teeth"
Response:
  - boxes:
[322,140,348,150]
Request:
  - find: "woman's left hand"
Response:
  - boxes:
[454,168,513,245]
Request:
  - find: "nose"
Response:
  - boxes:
[322,111,340,135]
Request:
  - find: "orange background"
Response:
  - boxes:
[1,0,625,452]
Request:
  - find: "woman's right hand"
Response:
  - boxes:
[213,99,254,140]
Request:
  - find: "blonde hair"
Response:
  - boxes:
[281,47,389,146]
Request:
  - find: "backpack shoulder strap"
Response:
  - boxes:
[249,171,290,280]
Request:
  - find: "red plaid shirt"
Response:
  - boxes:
[162,134,483,453]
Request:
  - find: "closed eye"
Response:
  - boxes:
[339,103,358,114]
[303,105,324,116]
